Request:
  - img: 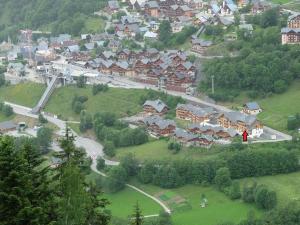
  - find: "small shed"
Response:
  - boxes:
[0,121,18,133]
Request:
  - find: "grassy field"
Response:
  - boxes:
[0,112,14,122]
[0,83,45,107]
[240,171,300,206]
[114,139,221,162]
[130,180,262,225]
[46,86,149,120]
[104,187,162,219]
[221,80,300,132]
[270,0,293,4]
[83,17,105,34]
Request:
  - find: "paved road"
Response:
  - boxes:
[6,101,172,214]
[5,101,119,166]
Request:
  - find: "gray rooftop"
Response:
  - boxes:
[143,99,168,113]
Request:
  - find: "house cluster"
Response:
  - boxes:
[138,99,263,147]
[281,13,300,45]
[85,48,196,92]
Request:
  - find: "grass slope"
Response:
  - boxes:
[256,80,300,131]
[46,86,149,120]
[115,139,220,161]
[130,181,262,225]
[0,83,45,107]
[222,80,300,132]
[104,187,162,219]
[240,171,300,206]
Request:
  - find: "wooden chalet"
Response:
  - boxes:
[176,104,214,123]
[143,99,169,115]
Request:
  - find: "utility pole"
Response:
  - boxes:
[211,75,214,94]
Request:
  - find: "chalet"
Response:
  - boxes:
[251,0,272,14]
[143,99,169,115]
[117,49,131,60]
[176,104,215,123]
[281,28,300,44]
[0,121,17,133]
[174,128,213,147]
[107,1,120,12]
[50,157,63,169]
[134,58,152,71]
[188,124,237,139]
[217,112,263,137]
[101,51,115,60]
[243,102,262,115]
[288,13,300,29]
[144,31,158,40]
[181,5,194,17]
[143,115,176,137]
[110,61,131,76]
[144,1,160,17]
[121,16,140,25]
[99,59,114,74]
[7,62,25,76]
[66,45,80,53]
[191,38,213,54]
[166,71,194,88]
[174,128,199,146]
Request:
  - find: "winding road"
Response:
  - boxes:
[5,101,171,214]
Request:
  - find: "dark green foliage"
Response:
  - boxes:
[228,181,241,200]
[103,141,116,157]
[0,0,106,40]
[0,136,58,225]
[153,165,182,188]
[76,75,86,88]
[80,110,93,132]
[105,166,128,193]
[205,25,224,36]
[159,20,172,44]
[246,8,279,28]
[94,112,148,149]
[168,142,182,154]
[0,103,14,117]
[0,73,6,87]
[36,127,53,154]
[131,202,143,225]
[138,161,156,184]
[254,185,277,210]
[287,114,300,130]
[157,211,172,225]
[72,95,88,114]
[38,114,48,124]
[96,157,106,170]
[201,25,300,100]
[226,149,299,179]
[214,167,232,191]
[120,153,139,177]
[92,84,109,95]
[242,181,257,203]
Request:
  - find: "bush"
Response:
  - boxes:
[96,157,106,170]
[228,181,241,200]
[103,141,116,157]
[254,185,277,210]
[214,167,232,191]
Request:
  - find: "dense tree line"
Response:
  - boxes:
[93,112,148,157]
[151,21,197,50]
[136,148,298,189]
[0,0,107,40]
[200,17,300,101]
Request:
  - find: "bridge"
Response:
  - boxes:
[31,75,59,114]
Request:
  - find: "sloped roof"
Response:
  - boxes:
[143,99,168,112]
[176,104,215,117]
[244,102,260,110]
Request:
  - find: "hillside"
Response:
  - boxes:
[0,0,106,41]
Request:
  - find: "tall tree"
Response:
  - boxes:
[131,202,143,225]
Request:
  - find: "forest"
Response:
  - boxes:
[0,0,106,41]
[200,9,300,101]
